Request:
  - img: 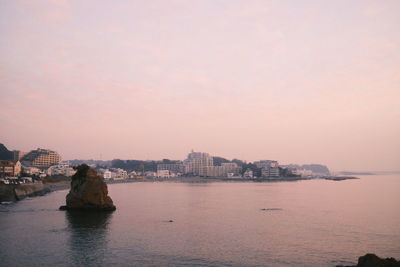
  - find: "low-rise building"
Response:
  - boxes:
[47,163,76,177]
[102,170,112,179]
[261,167,280,178]
[254,160,280,178]
[107,168,128,180]
[0,160,21,177]
[22,166,42,175]
[157,169,171,178]
[157,163,184,174]
[200,163,240,178]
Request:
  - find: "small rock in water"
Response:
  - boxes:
[168,220,174,222]
[261,208,282,211]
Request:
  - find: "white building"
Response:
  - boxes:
[103,170,112,179]
[46,163,76,177]
[157,169,175,178]
[183,151,213,176]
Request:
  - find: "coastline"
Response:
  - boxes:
[0,182,51,202]
[0,181,70,203]
[0,175,358,203]
[43,181,70,191]
[105,175,359,184]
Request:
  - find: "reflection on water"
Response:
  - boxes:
[66,210,112,228]
[0,175,399,266]
[65,211,113,267]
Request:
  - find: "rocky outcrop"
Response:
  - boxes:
[337,254,400,267]
[357,254,400,267]
[0,182,50,202]
[59,164,116,211]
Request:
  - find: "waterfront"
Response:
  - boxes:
[0,175,399,266]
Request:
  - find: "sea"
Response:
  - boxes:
[0,175,399,267]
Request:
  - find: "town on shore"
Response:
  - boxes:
[1,143,352,185]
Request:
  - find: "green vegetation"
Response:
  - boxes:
[0,143,13,160]
[111,159,179,172]
[240,163,262,177]
[212,157,230,166]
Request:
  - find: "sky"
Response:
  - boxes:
[0,0,399,171]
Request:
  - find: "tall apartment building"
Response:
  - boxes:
[21,148,61,168]
[254,160,280,178]
[199,163,240,177]
[183,151,213,176]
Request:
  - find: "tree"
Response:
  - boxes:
[241,163,261,177]
[111,159,125,169]
[213,157,230,166]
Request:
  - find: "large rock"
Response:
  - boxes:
[357,254,400,267]
[59,164,116,211]
[337,254,400,267]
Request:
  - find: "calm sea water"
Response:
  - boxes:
[0,175,399,267]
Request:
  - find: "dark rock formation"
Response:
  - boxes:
[59,164,116,211]
[337,254,400,267]
[357,254,400,267]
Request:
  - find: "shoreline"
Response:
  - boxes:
[0,175,358,203]
[105,175,359,184]
[0,181,70,203]
[0,182,51,203]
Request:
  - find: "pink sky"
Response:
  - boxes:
[0,0,399,171]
